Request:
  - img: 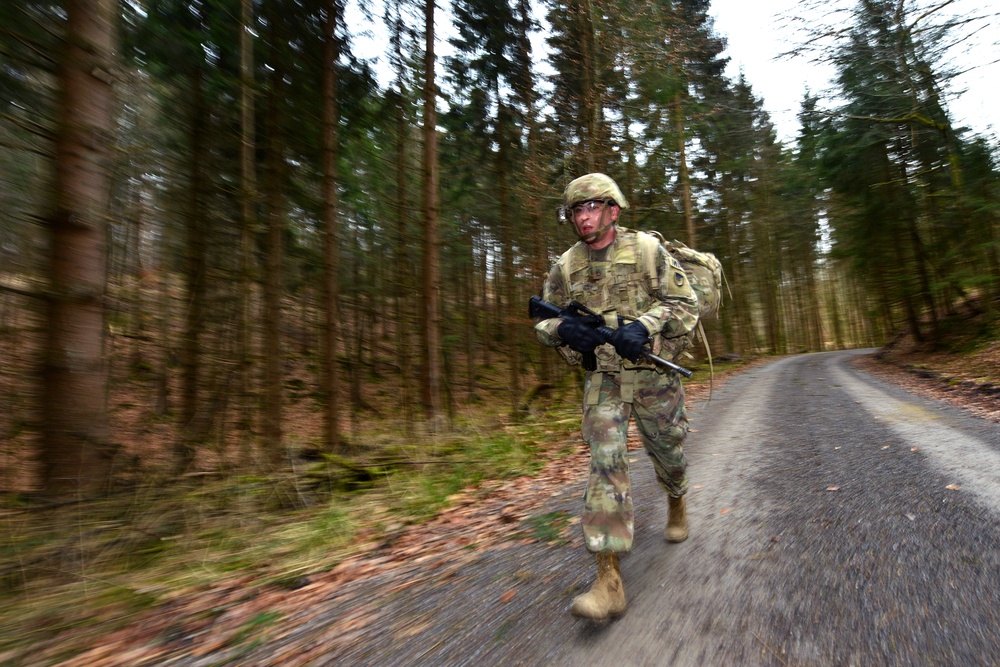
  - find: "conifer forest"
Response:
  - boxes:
[1,0,998,496]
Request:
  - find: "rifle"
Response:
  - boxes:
[528,295,693,378]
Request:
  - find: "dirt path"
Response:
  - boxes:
[41,352,1000,666]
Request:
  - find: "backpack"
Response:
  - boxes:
[644,231,726,385]
[643,231,724,322]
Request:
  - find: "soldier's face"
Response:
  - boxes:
[572,200,618,247]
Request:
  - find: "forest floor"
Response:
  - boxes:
[860,329,1000,424]
[1,336,998,666]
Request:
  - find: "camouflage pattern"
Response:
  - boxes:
[533,176,700,555]
[534,228,700,361]
[660,238,724,319]
[563,173,630,210]
[581,369,689,553]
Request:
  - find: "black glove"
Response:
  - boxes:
[609,320,649,362]
[557,318,605,354]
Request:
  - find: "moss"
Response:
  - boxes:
[520,511,571,544]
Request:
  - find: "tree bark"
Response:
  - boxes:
[322,0,342,452]
[41,0,116,496]
[393,89,414,434]
[675,94,696,248]
[421,0,443,429]
[177,59,209,473]
[237,0,258,446]
[578,0,597,172]
[262,23,285,468]
[496,106,520,419]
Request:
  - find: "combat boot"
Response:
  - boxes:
[665,494,689,542]
[570,551,626,620]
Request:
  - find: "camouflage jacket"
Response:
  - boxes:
[535,227,700,370]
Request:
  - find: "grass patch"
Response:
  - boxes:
[0,406,583,663]
[520,511,571,545]
[231,610,283,647]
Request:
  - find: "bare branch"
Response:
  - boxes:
[1,112,55,142]
[0,280,48,301]
[843,111,950,132]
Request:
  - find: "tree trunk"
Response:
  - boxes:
[262,30,285,468]
[479,234,491,369]
[804,253,824,350]
[675,94,696,248]
[350,226,362,433]
[893,226,924,343]
[578,0,597,171]
[237,0,257,446]
[421,0,443,430]
[41,0,116,496]
[515,0,552,385]
[322,0,342,452]
[177,67,208,474]
[155,257,170,416]
[497,107,521,419]
[392,87,414,435]
[463,232,477,400]
[826,276,845,351]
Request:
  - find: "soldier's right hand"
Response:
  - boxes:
[557,318,605,353]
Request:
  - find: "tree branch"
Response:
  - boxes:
[0,281,48,301]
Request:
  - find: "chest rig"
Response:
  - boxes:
[558,229,661,402]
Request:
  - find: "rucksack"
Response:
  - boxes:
[643,231,724,323]
[644,231,726,386]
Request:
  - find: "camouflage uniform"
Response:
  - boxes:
[535,174,699,554]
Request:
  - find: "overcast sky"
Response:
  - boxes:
[708,0,1000,142]
[347,0,999,146]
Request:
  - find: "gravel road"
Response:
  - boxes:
[203,350,1000,667]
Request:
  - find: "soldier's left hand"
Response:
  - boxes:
[609,320,649,363]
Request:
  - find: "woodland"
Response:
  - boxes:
[0,0,999,658]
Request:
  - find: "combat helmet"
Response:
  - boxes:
[562,173,629,218]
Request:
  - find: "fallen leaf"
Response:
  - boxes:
[499,506,519,523]
[692,485,703,490]
[826,487,840,492]
[910,447,918,452]
[499,590,517,603]
[905,514,916,521]
[720,508,730,515]
[881,446,890,450]
[945,484,961,491]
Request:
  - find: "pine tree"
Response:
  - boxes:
[41,0,117,495]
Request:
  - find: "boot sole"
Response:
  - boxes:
[570,605,626,620]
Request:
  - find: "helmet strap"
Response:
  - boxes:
[575,207,617,245]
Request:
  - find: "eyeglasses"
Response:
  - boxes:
[571,200,610,216]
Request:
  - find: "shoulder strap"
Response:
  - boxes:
[635,230,664,291]
[557,241,587,290]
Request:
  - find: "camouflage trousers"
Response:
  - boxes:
[580,368,689,553]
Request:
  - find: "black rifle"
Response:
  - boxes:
[528,295,693,378]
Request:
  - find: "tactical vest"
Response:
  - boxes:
[555,228,674,375]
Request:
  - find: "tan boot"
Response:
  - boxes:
[570,551,626,620]
[665,495,689,543]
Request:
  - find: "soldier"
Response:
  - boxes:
[534,173,700,620]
